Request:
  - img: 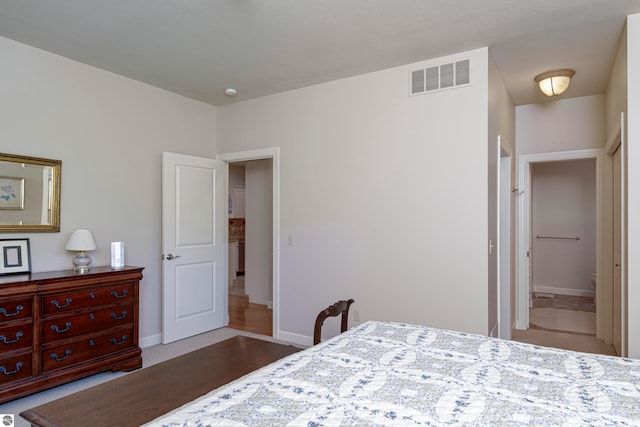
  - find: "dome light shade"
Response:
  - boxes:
[534,69,575,97]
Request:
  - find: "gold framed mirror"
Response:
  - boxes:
[0,153,61,232]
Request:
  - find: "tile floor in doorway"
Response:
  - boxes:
[512,293,616,356]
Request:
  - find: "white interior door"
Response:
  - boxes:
[162,152,226,344]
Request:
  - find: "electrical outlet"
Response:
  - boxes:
[353,309,360,322]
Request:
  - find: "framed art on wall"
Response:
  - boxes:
[0,176,25,210]
[0,238,31,275]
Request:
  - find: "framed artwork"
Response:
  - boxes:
[0,176,25,210]
[0,238,31,275]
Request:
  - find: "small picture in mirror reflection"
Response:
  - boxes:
[0,176,24,210]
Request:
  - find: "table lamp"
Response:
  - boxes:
[66,229,97,273]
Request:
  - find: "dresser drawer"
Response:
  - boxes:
[0,323,33,353]
[42,283,134,315]
[42,329,134,373]
[42,303,133,343]
[0,297,32,324]
[0,352,32,385]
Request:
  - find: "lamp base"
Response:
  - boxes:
[72,252,92,274]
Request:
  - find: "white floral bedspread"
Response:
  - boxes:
[144,321,640,426]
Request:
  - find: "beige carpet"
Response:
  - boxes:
[511,328,616,356]
[530,308,596,334]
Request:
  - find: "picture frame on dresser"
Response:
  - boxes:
[0,238,31,275]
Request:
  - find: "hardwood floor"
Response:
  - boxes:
[228,292,272,336]
[20,336,300,427]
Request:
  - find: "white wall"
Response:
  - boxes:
[531,159,596,296]
[0,36,217,345]
[245,159,272,306]
[626,13,640,358]
[218,48,491,340]
[488,52,516,337]
[605,23,627,139]
[516,95,605,155]
[228,164,245,216]
[601,13,640,359]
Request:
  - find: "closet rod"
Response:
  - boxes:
[536,235,580,241]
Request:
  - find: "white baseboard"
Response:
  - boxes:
[248,295,269,306]
[277,330,312,347]
[533,285,595,298]
[140,333,162,349]
[489,322,499,338]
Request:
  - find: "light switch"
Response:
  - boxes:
[288,234,295,246]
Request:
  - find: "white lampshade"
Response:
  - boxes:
[66,229,97,251]
[534,69,575,97]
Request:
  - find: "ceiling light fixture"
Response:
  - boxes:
[224,88,237,96]
[534,69,575,97]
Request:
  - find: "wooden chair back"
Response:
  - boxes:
[313,299,355,345]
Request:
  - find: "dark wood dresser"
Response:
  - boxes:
[0,265,143,403]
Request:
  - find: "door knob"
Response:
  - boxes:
[164,253,181,260]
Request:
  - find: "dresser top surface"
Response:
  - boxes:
[0,266,144,288]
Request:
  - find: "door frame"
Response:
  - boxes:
[498,135,512,339]
[604,112,625,356]
[217,147,281,339]
[516,148,604,334]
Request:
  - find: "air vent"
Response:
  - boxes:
[409,59,471,96]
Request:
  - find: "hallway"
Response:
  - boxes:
[228,277,272,336]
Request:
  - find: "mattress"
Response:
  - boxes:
[144,320,640,426]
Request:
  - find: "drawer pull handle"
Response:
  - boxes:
[51,322,72,333]
[50,349,72,362]
[0,331,24,344]
[110,335,127,346]
[111,290,129,299]
[0,305,24,317]
[51,298,73,309]
[0,361,23,375]
[89,313,95,319]
[110,310,128,321]
[90,292,95,298]
[89,339,95,346]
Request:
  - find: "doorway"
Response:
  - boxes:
[516,149,605,337]
[218,148,280,339]
[227,160,272,336]
[528,158,596,335]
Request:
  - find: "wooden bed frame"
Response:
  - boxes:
[20,336,301,427]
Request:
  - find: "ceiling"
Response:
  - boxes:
[1,0,640,106]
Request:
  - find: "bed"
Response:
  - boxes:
[144,320,640,426]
